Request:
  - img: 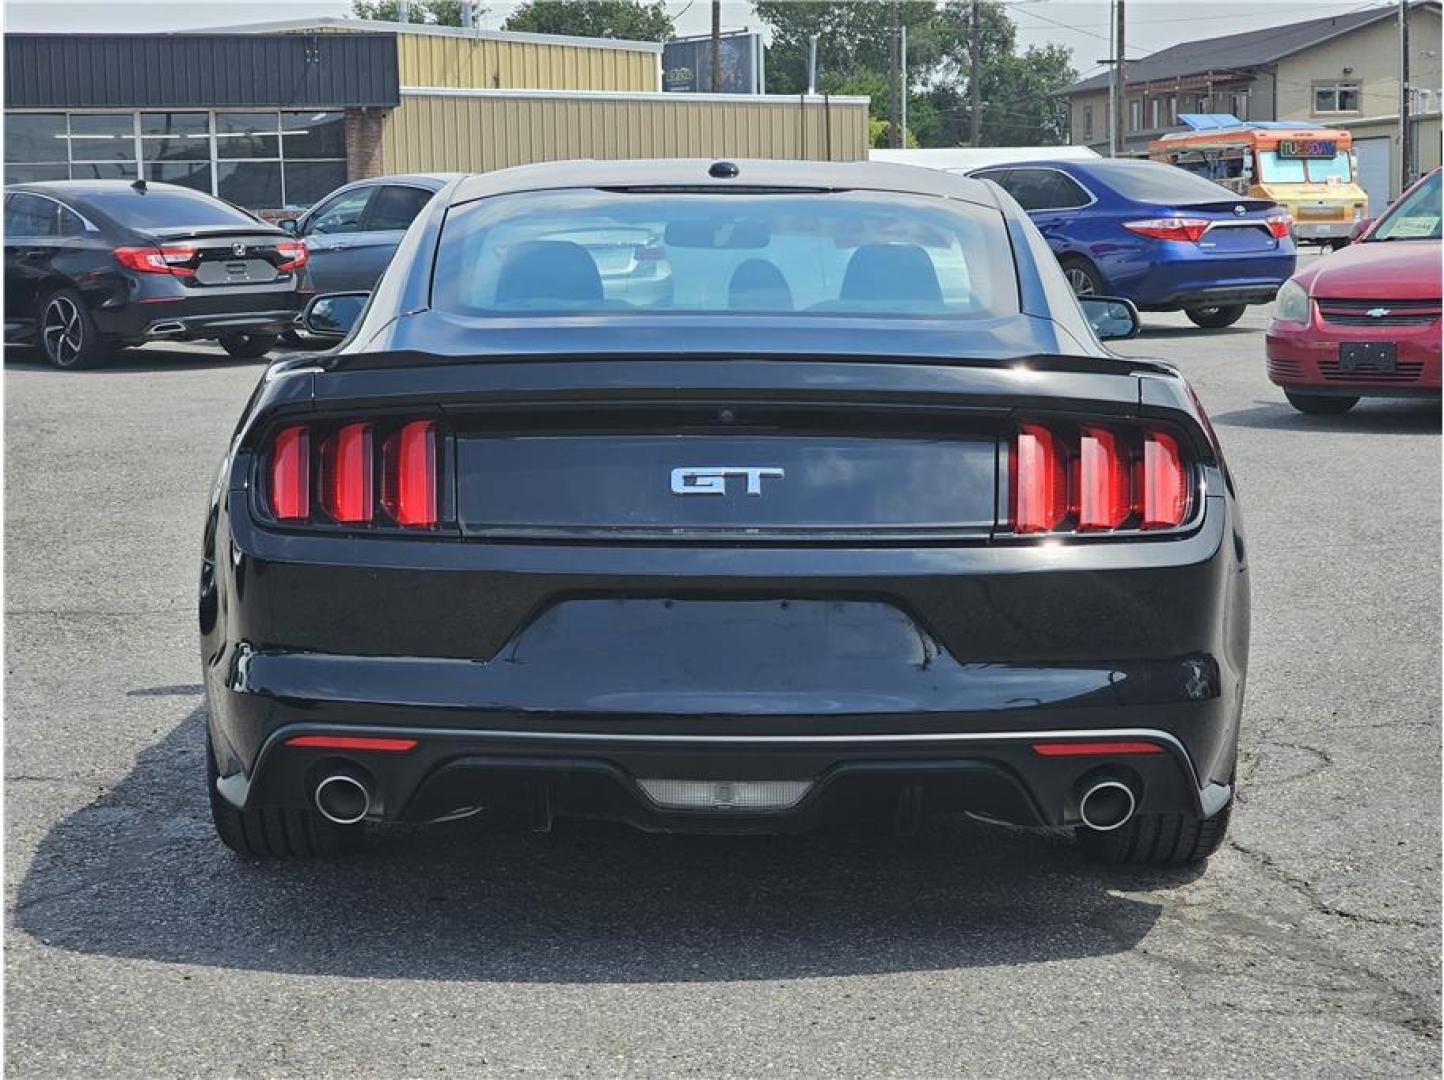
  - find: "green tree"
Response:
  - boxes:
[352,0,475,24]
[755,1,940,97]
[502,1,674,41]
[977,44,1075,146]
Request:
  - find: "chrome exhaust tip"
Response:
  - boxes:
[313,773,371,825]
[146,321,186,337]
[1078,780,1136,832]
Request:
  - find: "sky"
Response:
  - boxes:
[2,0,1402,85]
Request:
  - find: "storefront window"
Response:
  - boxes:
[4,109,347,209]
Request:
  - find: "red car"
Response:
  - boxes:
[1265,167,1441,414]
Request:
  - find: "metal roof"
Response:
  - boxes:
[196,16,666,55]
[450,157,999,206]
[1065,1,1440,96]
[4,32,400,109]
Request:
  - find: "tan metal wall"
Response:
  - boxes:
[394,32,658,91]
[381,90,870,173]
[295,23,660,91]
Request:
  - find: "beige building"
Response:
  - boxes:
[1062,1,1441,207]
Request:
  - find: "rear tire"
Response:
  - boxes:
[1285,390,1359,415]
[219,332,278,359]
[206,731,361,858]
[1078,801,1232,866]
[1059,256,1105,298]
[38,287,109,369]
[1185,304,1246,329]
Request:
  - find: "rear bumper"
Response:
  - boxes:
[140,309,299,340]
[91,280,302,341]
[219,721,1231,833]
[1104,246,1294,311]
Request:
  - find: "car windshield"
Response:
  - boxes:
[83,187,259,231]
[1369,169,1442,241]
[432,189,1018,319]
[1257,151,1353,184]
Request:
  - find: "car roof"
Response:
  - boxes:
[4,179,217,198]
[347,172,463,190]
[969,158,1168,174]
[450,158,1001,207]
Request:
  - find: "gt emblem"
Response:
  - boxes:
[232,242,247,257]
[670,466,785,496]
[1366,307,1391,318]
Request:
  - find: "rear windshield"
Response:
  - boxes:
[432,189,1018,319]
[83,187,259,231]
[1087,161,1239,203]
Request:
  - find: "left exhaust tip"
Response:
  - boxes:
[1078,779,1136,832]
[313,773,371,825]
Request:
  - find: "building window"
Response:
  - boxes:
[1168,96,1178,125]
[3,109,347,210]
[1129,98,1142,131]
[1083,105,1093,140]
[1150,98,1164,129]
[1313,83,1360,114]
[1232,92,1249,121]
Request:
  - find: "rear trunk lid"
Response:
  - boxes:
[139,227,297,287]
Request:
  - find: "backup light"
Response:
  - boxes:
[636,778,813,811]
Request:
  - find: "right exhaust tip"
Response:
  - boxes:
[1079,779,1136,832]
[314,773,371,825]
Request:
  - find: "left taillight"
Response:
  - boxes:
[275,239,308,272]
[262,419,439,530]
[1122,217,1210,243]
[1007,422,1193,536]
[114,245,197,276]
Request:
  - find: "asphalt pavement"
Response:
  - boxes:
[5,289,1440,1076]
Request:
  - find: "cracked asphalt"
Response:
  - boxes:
[6,285,1441,1075]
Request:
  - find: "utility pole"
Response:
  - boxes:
[970,0,982,146]
[1399,0,1412,192]
[710,0,722,93]
[888,4,902,148]
[807,34,818,95]
[1114,0,1127,157]
[900,24,908,144]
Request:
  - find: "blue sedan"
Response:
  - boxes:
[968,158,1296,328]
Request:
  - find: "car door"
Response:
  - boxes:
[3,193,64,338]
[299,185,378,293]
[352,184,438,289]
[999,168,1093,250]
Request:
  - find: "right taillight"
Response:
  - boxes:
[262,418,439,530]
[1008,422,1192,535]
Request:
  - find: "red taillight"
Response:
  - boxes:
[276,239,308,271]
[1011,423,1070,534]
[267,419,441,529]
[284,735,418,752]
[319,423,374,524]
[1009,423,1192,535]
[269,425,310,520]
[1122,217,1210,243]
[381,420,437,528]
[114,245,197,276]
[1076,425,1131,531]
[1031,741,1165,757]
[1265,213,1293,239]
[1141,430,1188,530]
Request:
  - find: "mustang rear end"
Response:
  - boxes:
[200,160,1248,867]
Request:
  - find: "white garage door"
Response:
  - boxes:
[1354,137,1392,215]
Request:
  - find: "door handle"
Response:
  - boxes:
[20,248,48,261]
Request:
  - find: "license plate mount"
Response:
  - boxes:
[1339,341,1397,374]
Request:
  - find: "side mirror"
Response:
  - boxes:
[1078,295,1141,341]
[1348,217,1373,243]
[278,218,300,236]
[301,291,370,338]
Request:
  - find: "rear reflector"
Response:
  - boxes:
[269,425,310,521]
[381,420,437,528]
[1122,217,1210,243]
[1031,741,1164,757]
[1011,423,1069,534]
[284,735,418,752]
[636,778,813,811]
[319,423,374,524]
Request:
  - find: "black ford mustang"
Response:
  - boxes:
[200,159,1249,866]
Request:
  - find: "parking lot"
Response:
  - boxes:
[5,282,1441,1074]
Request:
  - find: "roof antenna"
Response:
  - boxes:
[131,178,147,191]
